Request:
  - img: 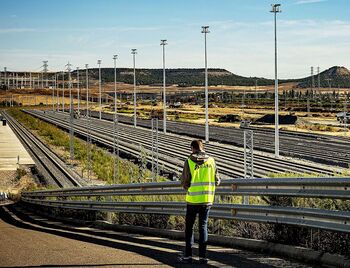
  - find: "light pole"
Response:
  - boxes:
[202,26,210,143]
[56,73,59,111]
[85,64,89,114]
[4,67,7,107]
[131,49,137,128]
[113,55,119,183]
[52,73,55,112]
[77,67,80,115]
[62,71,65,111]
[97,60,102,119]
[271,4,281,157]
[160,39,168,134]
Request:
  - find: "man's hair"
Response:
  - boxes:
[191,140,204,151]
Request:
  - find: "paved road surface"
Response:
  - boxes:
[0,204,312,268]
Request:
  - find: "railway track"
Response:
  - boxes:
[26,110,339,179]
[84,111,350,168]
[3,111,82,188]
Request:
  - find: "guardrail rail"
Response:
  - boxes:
[22,177,350,233]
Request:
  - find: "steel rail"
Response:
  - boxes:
[86,111,350,167]
[27,110,339,176]
[74,115,323,175]
[26,111,185,177]
[84,113,349,168]
[46,110,338,174]
[25,110,338,178]
[3,111,82,188]
[24,111,263,177]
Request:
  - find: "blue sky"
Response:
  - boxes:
[0,0,350,79]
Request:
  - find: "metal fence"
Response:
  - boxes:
[22,177,350,233]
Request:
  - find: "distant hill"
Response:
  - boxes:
[297,66,350,88]
[70,66,350,88]
[77,68,284,87]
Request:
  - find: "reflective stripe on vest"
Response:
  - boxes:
[186,157,216,204]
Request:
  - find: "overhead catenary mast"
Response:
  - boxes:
[98,60,102,119]
[4,67,7,107]
[85,64,91,180]
[66,62,74,161]
[131,49,137,128]
[77,67,80,115]
[113,55,119,183]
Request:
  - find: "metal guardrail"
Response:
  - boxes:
[22,177,350,233]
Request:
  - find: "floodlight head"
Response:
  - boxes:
[271,4,281,13]
[113,54,118,60]
[160,39,167,46]
[97,60,101,65]
[131,49,137,54]
[201,26,210,33]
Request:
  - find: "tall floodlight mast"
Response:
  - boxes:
[160,39,168,134]
[270,4,281,157]
[52,73,56,112]
[56,73,60,111]
[98,60,102,119]
[131,49,137,128]
[201,26,210,143]
[4,67,7,107]
[317,66,321,96]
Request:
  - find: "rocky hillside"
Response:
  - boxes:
[69,66,350,88]
[297,66,350,88]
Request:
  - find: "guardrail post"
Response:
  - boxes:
[213,219,221,235]
[106,196,113,223]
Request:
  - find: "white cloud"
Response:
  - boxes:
[0,28,37,33]
[295,0,328,5]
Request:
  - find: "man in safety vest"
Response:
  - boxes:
[178,139,220,264]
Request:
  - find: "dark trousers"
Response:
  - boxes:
[185,204,211,258]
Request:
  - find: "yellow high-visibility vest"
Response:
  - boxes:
[186,157,216,203]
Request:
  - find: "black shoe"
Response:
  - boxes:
[177,256,193,264]
[199,257,209,264]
